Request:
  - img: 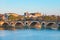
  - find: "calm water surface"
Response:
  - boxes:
[0,29,60,40]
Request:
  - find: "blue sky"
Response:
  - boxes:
[0,0,60,15]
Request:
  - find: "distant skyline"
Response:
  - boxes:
[0,0,60,15]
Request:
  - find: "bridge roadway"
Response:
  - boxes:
[0,20,60,30]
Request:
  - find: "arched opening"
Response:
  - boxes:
[41,23,45,29]
[30,22,41,29]
[25,22,28,25]
[30,22,37,26]
[15,22,24,29]
[2,23,9,30]
[47,23,54,26]
[24,22,29,29]
[46,23,57,30]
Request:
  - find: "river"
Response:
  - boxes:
[0,29,60,40]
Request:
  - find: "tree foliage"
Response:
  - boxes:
[8,15,18,21]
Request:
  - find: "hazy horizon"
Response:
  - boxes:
[0,0,60,15]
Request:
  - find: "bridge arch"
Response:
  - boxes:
[46,22,58,30]
[15,21,24,29]
[30,21,41,29]
[2,22,10,30]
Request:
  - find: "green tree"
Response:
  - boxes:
[17,15,24,21]
[50,15,57,21]
[57,16,60,21]
[8,15,18,21]
[44,16,50,21]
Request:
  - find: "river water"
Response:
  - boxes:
[0,29,60,40]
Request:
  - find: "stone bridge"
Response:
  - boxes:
[0,21,60,30]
